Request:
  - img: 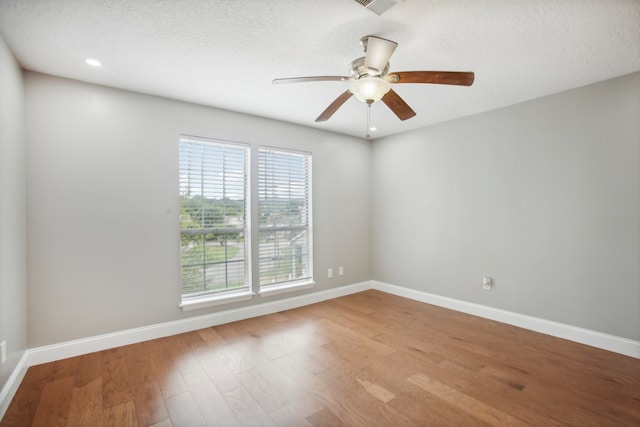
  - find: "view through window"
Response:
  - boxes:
[179,137,249,299]
[258,147,313,288]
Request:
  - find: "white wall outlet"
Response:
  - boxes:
[328,268,333,279]
[338,266,344,276]
[0,340,6,365]
[483,276,493,291]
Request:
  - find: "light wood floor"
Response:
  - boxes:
[2,290,639,426]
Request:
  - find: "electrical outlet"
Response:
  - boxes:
[338,266,344,276]
[328,268,333,279]
[482,276,493,291]
[1,340,6,365]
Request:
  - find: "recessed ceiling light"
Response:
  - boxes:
[85,58,101,67]
[369,127,377,131]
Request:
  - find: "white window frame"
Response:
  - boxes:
[178,136,252,310]
[257,146,314,296]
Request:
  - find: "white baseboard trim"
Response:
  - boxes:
[0,351,29,421]
[372,280,640,359]
[25,281,372,367]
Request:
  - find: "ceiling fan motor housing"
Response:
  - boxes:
[350,57,390,79]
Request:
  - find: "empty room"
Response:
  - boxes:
[1,0,639,426]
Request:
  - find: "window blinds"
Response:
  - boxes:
[258,147,312,287]
[179,136,249,297]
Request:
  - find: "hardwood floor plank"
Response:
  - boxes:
[102,400,138,427]
[229,313,289,339]
[222,386,277,427]
[321,343,380,370]
[2,362,56,425]
[268,404,313,427]
[382,339,528,416]
[51,357,78,381]
[308,303,384,338]
[478,364,528,392]
[355,378,396,403]
[518,382,640,425]
[72,351,103,387]
[408,372,527,426]
[101,347,134,408]
[146,340,189,399]
[357,359,493,426]
[269,354,331,417]
[298,342,356,374]
[121,342,153,386]
[183,370,241,426]
[20,363,55,386]
[66,377,103,427]
[371,331,446,366]
[2,290,639,426]
[235,367,289,415]
[195,326,225,344]
[192,346,242,394]
[329,293,377,315]
[160,333,204,376]
[319,318,396,356]
[238,333,291,362]
[131,380,170,427]
[30,376,74,427]
[387,393,492,427]
[216,346,253,375]
[314,366,414,426]
[163,391,206,427]
[306,408,345,427]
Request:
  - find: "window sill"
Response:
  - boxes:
[259,280,316,298]
[180,289,254,311]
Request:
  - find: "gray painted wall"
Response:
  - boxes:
[0,35,27,390]
[25,72,371,347]
[13,65,640,352]
[372,72,640,341]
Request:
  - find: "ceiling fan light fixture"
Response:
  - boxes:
[349,77,390,103]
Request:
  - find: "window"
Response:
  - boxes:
[258,147,313,290]
[179,136,250,305]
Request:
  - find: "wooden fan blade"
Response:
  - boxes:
[315,91,353,122]
[381,89,416,121]
[387,71,475,86]
[272,76,352,84]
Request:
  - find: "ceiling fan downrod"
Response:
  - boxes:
[366,101,372,138]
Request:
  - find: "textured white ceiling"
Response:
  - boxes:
[1,0,639,138]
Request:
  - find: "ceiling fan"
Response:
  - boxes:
[273,35,475,123]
